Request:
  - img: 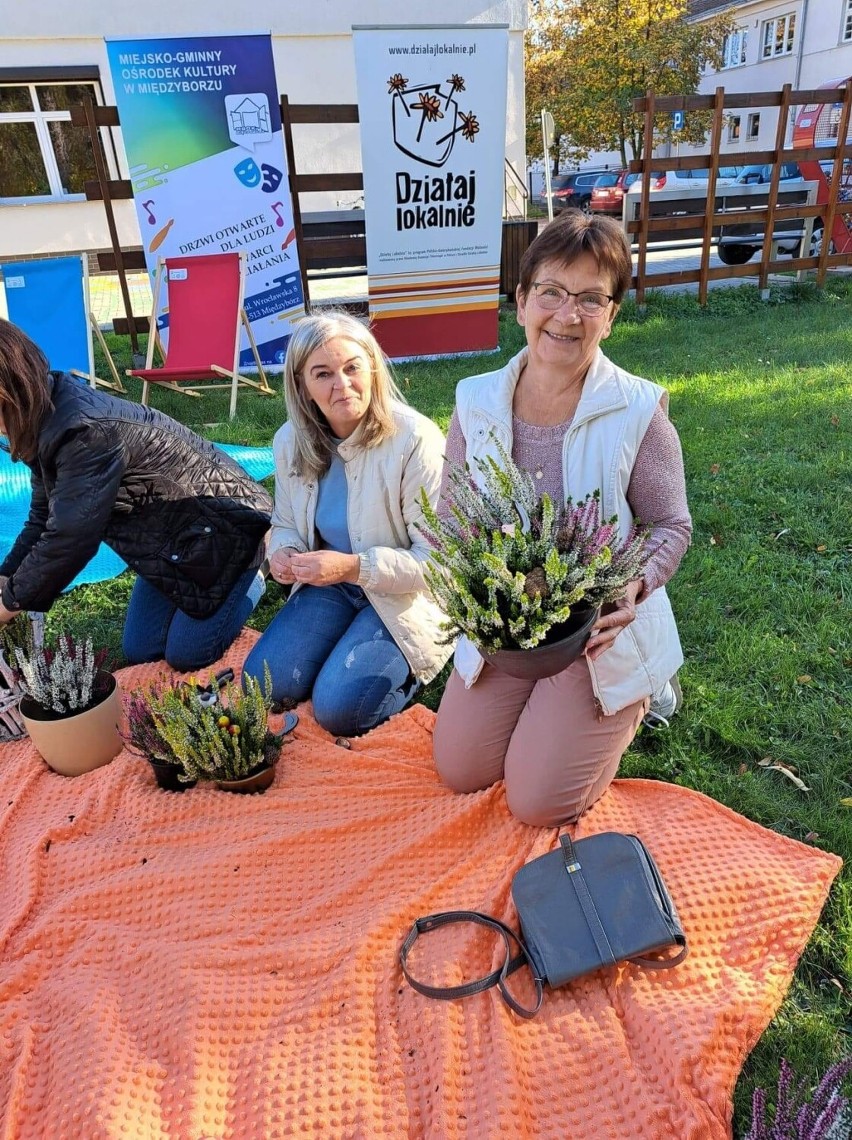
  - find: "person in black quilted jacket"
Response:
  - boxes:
[0,318,272,671]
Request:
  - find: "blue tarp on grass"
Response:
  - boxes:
[0,443,275,590]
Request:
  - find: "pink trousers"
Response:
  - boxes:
[433,657,648,827]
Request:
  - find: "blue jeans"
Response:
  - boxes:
[122,565,264,672]
[242,583,420,737]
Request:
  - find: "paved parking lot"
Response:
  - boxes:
[85,242,841,329]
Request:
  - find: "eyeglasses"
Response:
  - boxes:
[530,282,614,316]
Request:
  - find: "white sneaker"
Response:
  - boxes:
[642,674,683,730]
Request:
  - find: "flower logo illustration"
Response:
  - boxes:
[387,73,480,168]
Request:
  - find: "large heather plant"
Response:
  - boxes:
[419,439,650,654]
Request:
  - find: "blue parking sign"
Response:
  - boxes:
[672,110,685,131]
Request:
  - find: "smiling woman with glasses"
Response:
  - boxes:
[431,210,693,828]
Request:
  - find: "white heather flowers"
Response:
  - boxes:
[14,634,101,715]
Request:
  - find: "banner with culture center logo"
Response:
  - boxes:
[353,25,508,358]
[106,34,305,367]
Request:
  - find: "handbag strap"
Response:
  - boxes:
[560,835,688,971]
[399,910,544,1019]
[559,834,618,968]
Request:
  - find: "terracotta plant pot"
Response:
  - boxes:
[216,762,276,795]
[480,605,599,681]
[20,672,123,777]
[148,758,197,792]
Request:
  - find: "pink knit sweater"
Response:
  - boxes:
[440,403,692,597]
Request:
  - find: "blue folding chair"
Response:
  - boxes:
[0,255,124,392]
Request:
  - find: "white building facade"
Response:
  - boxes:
[0,2,528,260]
[690,0,852,155]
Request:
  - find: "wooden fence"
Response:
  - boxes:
[630,82,852,303]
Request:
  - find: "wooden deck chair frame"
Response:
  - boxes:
[133,251,274,420]
[1,254,125,393]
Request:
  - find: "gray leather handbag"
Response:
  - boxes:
[400,832,687,1018]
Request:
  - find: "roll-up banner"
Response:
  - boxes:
[353,25,508,358]
[106,34,305,367]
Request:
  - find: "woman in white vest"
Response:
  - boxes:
[242,312,450,737]
[433,212,692,826]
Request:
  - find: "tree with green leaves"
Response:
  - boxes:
[526,0,736,169]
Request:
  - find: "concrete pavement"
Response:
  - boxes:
[84,243,839,330]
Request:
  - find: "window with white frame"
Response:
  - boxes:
[843,0,852,42]
[761,13,796,58]
[747,112,761,140]
[0,72,116,202]
[721,28,748,69]
[727,115,741,143]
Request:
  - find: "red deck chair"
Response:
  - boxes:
[128,251,274,419]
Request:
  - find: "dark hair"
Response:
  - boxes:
[0,319,53,463]
[518,212,633,305]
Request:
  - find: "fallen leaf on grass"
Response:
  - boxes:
[757,757,810,792]
[840,798,852,808]
[816,544,827,553]
[803,831,820,843]
[709,463,720,475]
[830,415,840,427]
[796,674,813,685]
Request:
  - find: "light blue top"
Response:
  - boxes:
[315,447,352,554]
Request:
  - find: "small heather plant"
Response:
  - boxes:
[8,625,111,716]
[143,667,276,783]
[745,1056,852,1140]
[418,439,650,653]
[123,683,186,767]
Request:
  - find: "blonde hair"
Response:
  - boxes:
[283,311,405,479]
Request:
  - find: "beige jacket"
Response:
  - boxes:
[269,402,452,684]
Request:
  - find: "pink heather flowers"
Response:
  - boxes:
[419,439,650,654]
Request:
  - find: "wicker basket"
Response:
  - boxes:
[0,613,44,743]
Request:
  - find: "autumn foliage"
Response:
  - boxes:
[525,0,736,167]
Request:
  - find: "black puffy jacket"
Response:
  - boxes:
[0,374,272,618]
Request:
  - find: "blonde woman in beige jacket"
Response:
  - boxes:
[242,312,451,737]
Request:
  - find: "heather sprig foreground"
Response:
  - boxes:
[418,440,650,653]
[745,1055,852,1140]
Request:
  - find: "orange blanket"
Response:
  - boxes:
[0,632,841,1139]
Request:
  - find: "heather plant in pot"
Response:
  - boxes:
[142,667,281,793]
[4,623,121,776]
[124,683,198,792]
[419,441,651,680]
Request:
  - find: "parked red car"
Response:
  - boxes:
[589,170,664,215]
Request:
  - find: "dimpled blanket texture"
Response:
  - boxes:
[0,632,841,1140]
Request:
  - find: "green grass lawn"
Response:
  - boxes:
[49,278,852,1134]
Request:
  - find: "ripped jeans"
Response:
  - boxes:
[241,582,420,737]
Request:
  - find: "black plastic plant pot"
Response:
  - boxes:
[148,757,196,792]
[480,605,600,681]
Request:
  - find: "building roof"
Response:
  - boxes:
[687,0,750,16]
